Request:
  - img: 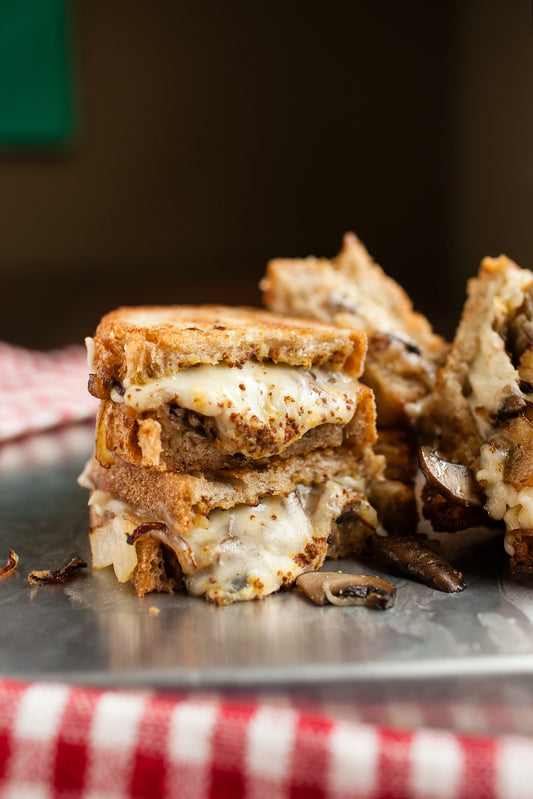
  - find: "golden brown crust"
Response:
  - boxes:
[342,383,378,449]
[89,304,367,387]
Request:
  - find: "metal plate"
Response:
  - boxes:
[2,424,533,693]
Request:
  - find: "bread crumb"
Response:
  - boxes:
[148,606,160,616]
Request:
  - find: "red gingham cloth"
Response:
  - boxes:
[0,342,97,441]
[1,678,532,799]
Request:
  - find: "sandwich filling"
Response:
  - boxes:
[89,478,374,603]
[454,261,533,550]
[109,360,358,458]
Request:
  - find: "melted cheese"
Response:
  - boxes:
[112,361,358,457]
[89,479,368,603]
[467,326,522,438]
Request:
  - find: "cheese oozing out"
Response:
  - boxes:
[89,478,373,603]
[110,361,358,457]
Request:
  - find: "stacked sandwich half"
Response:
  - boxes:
[79,305,384,603]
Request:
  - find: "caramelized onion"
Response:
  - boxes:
[27,556,87,586]
[126,522,168,545]
[0,550,19,579]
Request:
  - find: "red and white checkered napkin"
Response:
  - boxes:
[0,342,97,441]
[0,678,531,799]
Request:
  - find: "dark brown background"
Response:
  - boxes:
[1,0,532,349]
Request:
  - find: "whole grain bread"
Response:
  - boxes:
[88,304,367,390]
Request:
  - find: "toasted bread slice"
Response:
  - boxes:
[87,304,367,389]
[261,233,448,427]
[418,255,533,571]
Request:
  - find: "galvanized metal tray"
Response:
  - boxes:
[2,424,533,694]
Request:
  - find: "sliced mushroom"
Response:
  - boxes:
[371,535,466,593]
[296,571,395,609]
[0,550,19,579]
[418,446,483,508]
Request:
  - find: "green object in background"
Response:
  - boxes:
[0,0,76,147]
